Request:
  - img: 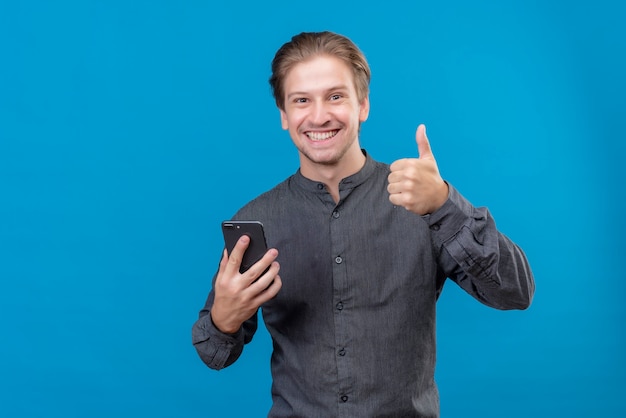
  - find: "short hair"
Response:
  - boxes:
[269,31,371,110]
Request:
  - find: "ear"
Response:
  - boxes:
[279,108,289,130]
[358,96,370,122]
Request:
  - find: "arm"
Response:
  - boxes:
[388,124,534,309]
[192,289,258,370]
[426,185,535,310]
[191,236,282,370]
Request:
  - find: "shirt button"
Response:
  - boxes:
[332,210,340,219]
[317,183,324,190]
[341,395,348,402]
[336,301,344,311]
[338,348,346,356]
[335,256,343,264]
[430,223,440,231]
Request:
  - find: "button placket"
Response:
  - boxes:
[329,198,351,407]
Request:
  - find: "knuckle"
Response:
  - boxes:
[228,253,241,266]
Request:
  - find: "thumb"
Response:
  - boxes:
[415,124,433,159]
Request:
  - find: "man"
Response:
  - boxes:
[192,31,534,417]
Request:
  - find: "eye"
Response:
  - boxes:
[294,97,308,103]
[330,94,342,101]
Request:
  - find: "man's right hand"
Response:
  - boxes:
[210,235,282,334]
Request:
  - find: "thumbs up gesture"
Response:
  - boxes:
[387,124,449,215]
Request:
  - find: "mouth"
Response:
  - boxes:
[305,130,339,142]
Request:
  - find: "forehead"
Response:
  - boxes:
[283,55,355,93]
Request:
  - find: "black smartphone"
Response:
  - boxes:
[221,220,269,274]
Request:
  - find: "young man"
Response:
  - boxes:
[192,31,535,417]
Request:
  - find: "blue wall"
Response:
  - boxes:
[1,1,624,417]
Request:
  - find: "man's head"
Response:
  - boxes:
[269,31,371,111]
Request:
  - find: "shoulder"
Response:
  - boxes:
[362,151,391,174]
[232,175,294,220]
[372,159,391,175]
[365,155,392,184]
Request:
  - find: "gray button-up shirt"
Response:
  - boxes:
[192,152,534,417]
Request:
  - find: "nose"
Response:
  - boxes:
[310,100,330,126]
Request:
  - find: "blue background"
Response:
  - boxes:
[1,1,624,417]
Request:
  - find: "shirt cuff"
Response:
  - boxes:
[192,313,244,369]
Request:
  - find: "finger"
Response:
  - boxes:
[243,248,279,285]
[226,235,251,273]
[387,170,404,184]
[387,181,404,195]
[388,192,405,208]
[389,158,408,172]
[217,248,228,274]
[265,273,282,297]
[254,272,283,302]
[249,259,280,291]
[416,124,433,159]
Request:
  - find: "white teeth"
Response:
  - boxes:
[306,130,338,141]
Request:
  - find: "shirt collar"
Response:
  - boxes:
[293,149,376,193]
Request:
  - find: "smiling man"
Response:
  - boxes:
[192,31,535,417]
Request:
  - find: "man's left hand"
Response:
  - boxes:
[387,124,449,215]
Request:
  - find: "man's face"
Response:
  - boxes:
[279,55,369,174]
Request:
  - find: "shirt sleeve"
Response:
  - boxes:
[191,287,259,370]
[424,184,535,310]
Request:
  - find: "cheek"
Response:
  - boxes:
[348,110,364,126]
[286,112,307,131]
[338,105,361,123]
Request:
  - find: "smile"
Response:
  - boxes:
[306,130,339,141]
